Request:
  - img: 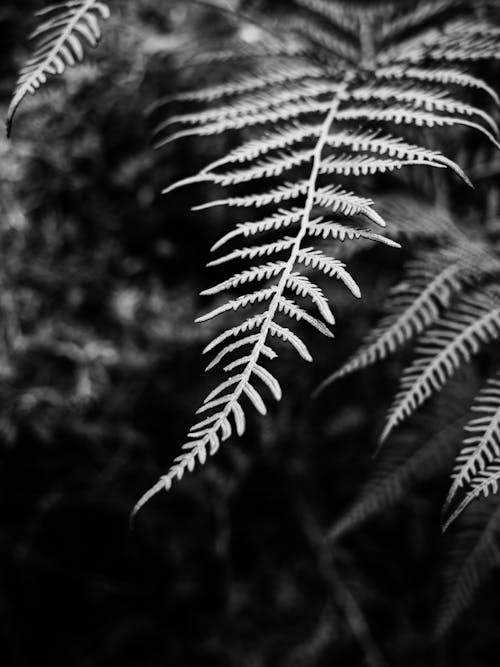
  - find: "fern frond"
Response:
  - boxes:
[6,0,110,136]
[134,0,500,512]
[328,416,465,542]
[444,375,500,528]
[381,289,500,443]
[133,89,355,514]
[448,376,500,501]
[318,249,470,391]
[437,500,500,635]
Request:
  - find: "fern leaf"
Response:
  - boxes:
[437,500,500,636]
[377,65,500,106]
[154,99,332,147]
[381,289,500,443]
[306,221,400,248]
[447,375,500,512]
[296,248,361,298]
[194,181,310,210]
[151,61,325,107]
[205,334,277,372]
[207,237,296,267]
[211,208,304,251]
[6,0,110,136]
[335,107,500,150]
[196,287,277,323]
[156,80,338,131]
[277,296,334,337]
[285,273,335,325]
[328,416,464,542]
[318,251,467,390]
[201,261,287,295]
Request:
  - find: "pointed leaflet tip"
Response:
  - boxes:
[130,476,171,526]
[162,174,211,195]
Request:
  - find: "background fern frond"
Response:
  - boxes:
[381,288,500,444]
[437,498,500,636]
[6,0,110,136]
[446,374,500,518]
[327,415,466,543]
[322,239,498,384]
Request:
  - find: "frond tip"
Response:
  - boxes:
[6,0,110,137]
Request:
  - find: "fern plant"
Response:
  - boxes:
[6,0,500,640]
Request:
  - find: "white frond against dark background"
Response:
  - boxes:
[6,0,110,137]
[133,0,500,514]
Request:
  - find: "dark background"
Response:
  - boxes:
[1,2,500,666]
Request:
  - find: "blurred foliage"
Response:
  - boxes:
[1,2,500,667]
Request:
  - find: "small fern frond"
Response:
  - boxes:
[437,500,500,636]
[381,289,500,444]
[317,250,469,391]
[444,375,500,528]
[328,416,465,543]
[6,0,110,136]
[447,376,500,505]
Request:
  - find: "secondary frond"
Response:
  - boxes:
[437,500,500,636]
[328,416,464,543]
[317,244,489,393]
[444,375,500,528]
[6,0,110,136]
[381,288,500,444]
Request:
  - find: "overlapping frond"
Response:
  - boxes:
[437,499,500,635]
[381,287,500,443]
[318,241,499,392]
[444,375,500,528]
[6,0,110,136]
[328,416,464,542]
